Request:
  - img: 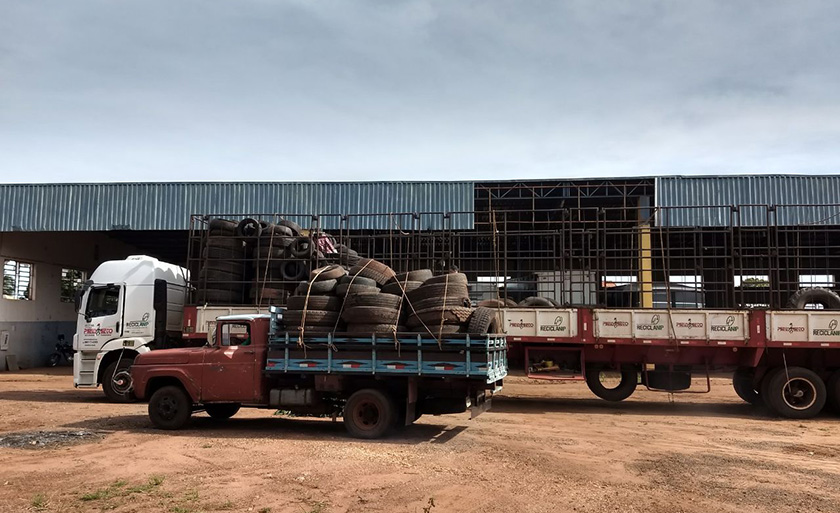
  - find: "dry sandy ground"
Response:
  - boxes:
[1,369,840,513]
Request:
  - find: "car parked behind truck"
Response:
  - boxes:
[130,309,507,438]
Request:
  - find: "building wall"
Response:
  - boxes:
[0,232,140,369]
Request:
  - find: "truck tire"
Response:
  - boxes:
[287,295,343,311]
[406,306,472,328]
[337,245,360,266]
[389,269,433,284]
[732,367,760,405]
[350,259,397,286]
[255,245,287,260]
[518,296,554,308]
[407,295,472,313]
[787,288,840,309]
[344,389,396,439]
[424,273,468,285]
[283,309,340,327]
[280,260,308,282]
[294,279,337,295]
[765,366,826,419]
[345,323,406,335]
[208,218,238,233]
[342,306,402,325]
[335,283,380,297]
[344,292,402,310]
[204,403,241,420]
[406,283,470,303]
[467,307,501,335]
[381,280,424,296]
[149,386,192,430]
[310,264,347,281]
[585,366,638,402]
[102,359,136,403]
[339,275,377,287]
[290,238,314,259]
[278,218,303,236]
[236,218,262,238]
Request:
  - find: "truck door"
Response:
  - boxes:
[201,322,258,403]
[79,284,124,351]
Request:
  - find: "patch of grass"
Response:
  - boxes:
[258,508,272,513]
[301,500,326,513]
[81,474,167,502]
[127,474,166,494]
[214,500,235,510]
[183,490,199,502]
[170,507,192,513]
[81,488,112,501]
[201,443,213,449]
[31,493,47,510]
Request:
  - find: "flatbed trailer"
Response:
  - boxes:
[500,307,840,418]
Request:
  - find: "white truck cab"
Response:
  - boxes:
[73,255,188,401]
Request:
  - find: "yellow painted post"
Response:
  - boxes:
[638,198,653,308]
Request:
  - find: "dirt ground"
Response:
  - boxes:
[2,369,840,513]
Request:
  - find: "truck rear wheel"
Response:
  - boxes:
[205,403,241,420]
[102,359,136,403]
[732,367,760,405]
[585,366,638,402]
[765,367,826,419]
[149,386,192,430]
[344,389,395,439]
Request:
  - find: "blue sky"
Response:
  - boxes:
[1,1,838,182]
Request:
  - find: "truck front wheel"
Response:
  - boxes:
[765,367,826,419]
[149,386,192,430]
[102,359,136,403]
[344,389,395,439]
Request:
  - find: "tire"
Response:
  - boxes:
[381,280,424,296]
[204,403,241,420]
[287,325,341,335]
[337,245,360,266]
[203,246,245,261]
[102,359,136,403]
[237,218,262,238]
[389,270,433,284]
[343,389,396,439]
[415,324,463,335]
[344,293,402,310]
[280,260,308,281]
[249,286,288,300]
[406,306,473,328]
[205,238,244,250]
[283,309,340,327]
[203,261,244,275]
[406,295,472,313]
[278,218,303,236]
[345,324,406,335]
[291,238,314,259]
[199,267,243,283]
[518,296,555,308]
[467,307,500,335]
[478,299,506,308]
[342,306,402,325]
[350,260,397,286]
[208,218,238,233]
[760,367,783,406]
[255,245,287,260]
[406,283,470,303]
[148,386,192,430]
[585,366,638,402]
[339,275,378,287]
[294,279,337,295]
[260,222,293,238]
[424,273,468,285]
[787,288,840,309]
[765,366,826,419]
[336,283,380,297]
[311,264,347,281]
[287,295,343,311]
[732,367,760,405]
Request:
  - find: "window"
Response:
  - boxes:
[3,260,34,300]
[85,286,120,318]
[800,274,835,288]
[220,323,251,346]
[735,275,770,288]
[60,268,86,303]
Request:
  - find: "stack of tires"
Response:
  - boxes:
[239,217,306,303]
[197,219,247,304]
[282,265,347,334]
[404,273,472,334]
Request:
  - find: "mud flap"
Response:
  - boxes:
[469,391,491,419]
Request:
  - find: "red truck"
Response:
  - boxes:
[131,310,508,438]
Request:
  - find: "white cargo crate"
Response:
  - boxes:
[594,309,748,341]
[501,309,578,338]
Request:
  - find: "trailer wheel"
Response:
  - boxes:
[344,389,395,439]
[204,403,241,420]
[149,386,192,430]
[732,367,760,405]
[765,367,826,419]
[102,359,136,403]
[585,366,638,402]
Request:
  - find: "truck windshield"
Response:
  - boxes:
[85,286,120,318]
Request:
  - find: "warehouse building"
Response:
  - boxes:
[2,175,840,369]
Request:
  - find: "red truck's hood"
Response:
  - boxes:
[134,348,204,366]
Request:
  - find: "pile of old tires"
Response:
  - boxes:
[196,219,247,304]
[281,260,501,337]
[239,217,303,305]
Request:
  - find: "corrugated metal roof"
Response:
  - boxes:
[655,175,840,227]
[0,182,475,231]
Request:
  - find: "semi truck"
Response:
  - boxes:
[73,255,261,401]
[130,309,507,438]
